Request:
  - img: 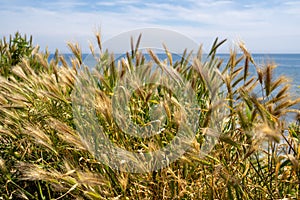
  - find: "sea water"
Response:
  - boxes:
[50,53,300,111]
[50,53,300,95]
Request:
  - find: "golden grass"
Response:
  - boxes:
[0,33,299,199]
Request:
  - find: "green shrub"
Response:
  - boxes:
[0,32,35,77]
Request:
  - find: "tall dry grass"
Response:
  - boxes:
[0,33,299,199]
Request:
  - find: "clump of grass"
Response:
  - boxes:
[0,32,299,199]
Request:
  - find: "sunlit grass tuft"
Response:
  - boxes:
[0,32,299,199]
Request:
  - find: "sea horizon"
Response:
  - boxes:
[50,53,300,98]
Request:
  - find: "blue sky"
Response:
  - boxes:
[1,0,300,53]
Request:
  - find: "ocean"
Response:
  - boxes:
[218,54,300,98]
[55,53,300,97]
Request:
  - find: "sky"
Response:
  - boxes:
[1,0,300,53]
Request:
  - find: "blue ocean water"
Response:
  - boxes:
[218,54,300,98]
[51,53,300,97]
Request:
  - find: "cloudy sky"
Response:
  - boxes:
[1,0,300,53]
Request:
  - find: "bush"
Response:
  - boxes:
[0,32,35,77]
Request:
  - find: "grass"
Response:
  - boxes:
[0,32,300,199]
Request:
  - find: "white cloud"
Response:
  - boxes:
[95,1,118,6]
[0,0,299,53]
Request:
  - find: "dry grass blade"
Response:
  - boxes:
[48,118,88,151]
[271,76,289,92]
[135,34,142,54]
[67,43,82,65]
[24,126,58,154]
[148,49,161,65]
[95,31,102,53]
[265,64,274,96]
[209,38,227,58]
[244,56,249,83]
[59,55,69,68]
[238,41,255,64]
[163,43,173,66]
